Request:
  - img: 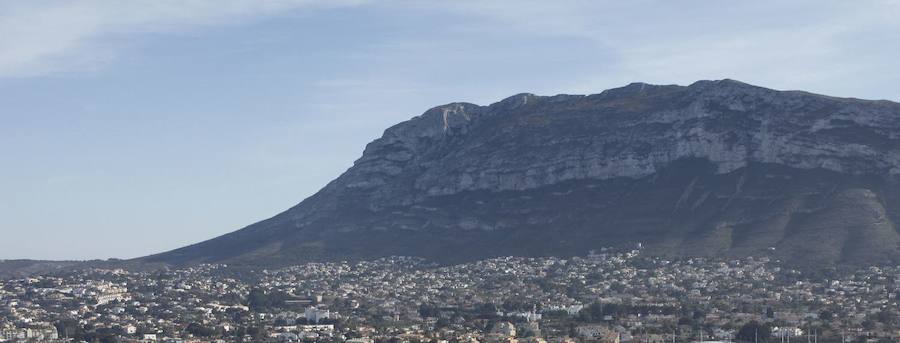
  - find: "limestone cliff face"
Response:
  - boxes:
[145,80,900,267]
[346,80,899,197]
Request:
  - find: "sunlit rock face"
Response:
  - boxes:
[145,80,900,267]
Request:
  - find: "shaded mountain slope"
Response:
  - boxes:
[142,80,900,267]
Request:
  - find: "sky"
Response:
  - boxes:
[2,0,899,260]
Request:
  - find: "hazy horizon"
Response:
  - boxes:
[3,0,900,260]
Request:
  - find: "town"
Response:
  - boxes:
[1,247,898,343]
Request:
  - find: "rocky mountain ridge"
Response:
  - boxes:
[143,79,900,267]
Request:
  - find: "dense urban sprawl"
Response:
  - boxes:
[2,247,899,343]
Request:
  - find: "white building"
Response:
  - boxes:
[304,306,330,323]
[96,287,129,305]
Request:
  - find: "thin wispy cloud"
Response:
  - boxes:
[423,0,900,97]
[0,0,367,77]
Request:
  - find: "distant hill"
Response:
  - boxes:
[0,260,83,279]
[142,79,900,267]
[0,259,168,279]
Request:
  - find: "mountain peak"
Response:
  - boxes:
[493,93,538,110]
[686,78,770,96]
[143,81,900,268]
[598,81,681,98]
[690,78,751,87]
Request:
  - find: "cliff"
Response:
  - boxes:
[143,80,900,267]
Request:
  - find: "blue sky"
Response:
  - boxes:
[2,1,899,260]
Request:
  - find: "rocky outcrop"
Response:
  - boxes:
[143,80,900,267]
[349,80,900,197]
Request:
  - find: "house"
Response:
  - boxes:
[575,325,619,343]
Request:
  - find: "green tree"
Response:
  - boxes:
[186,323,216,337]
[875,310,897,325]
[247,289,270,311]
[736,321,772,343]
[862,319,876,330]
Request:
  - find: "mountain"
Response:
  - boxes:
[143,80,900,267]
[0,260,83,279]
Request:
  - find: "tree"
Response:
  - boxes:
[693,310,706,321]
[819,309,834,321]
[875,310,897,325]
[608,282,626,293]
[419,304,439,318]
[247,289,270,311]
[736,321,772,343]
[186,323,216,337]
[578,302,608,322]
[476,303,498,315]
[435,318,450,328]
[862,319,876,330]
[55,319,81,339]
[520,328,536,338]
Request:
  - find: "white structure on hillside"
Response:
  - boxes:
[305,306,330,323]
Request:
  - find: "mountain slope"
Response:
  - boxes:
[143,80,900,267]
